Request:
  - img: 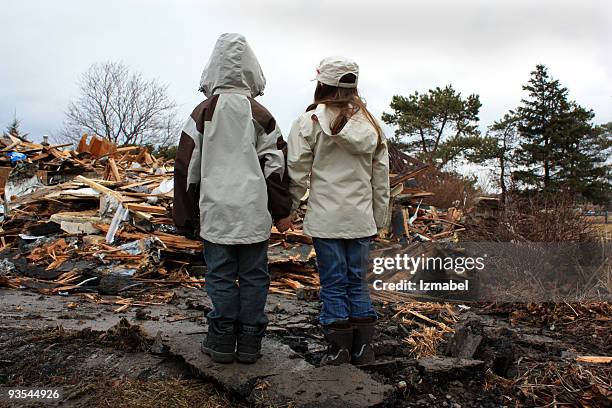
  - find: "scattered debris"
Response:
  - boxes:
[0,134,328,299]
[0,133,469,301]
[100,317,152,351]
[1,131,609,407]
[575,356,612,364]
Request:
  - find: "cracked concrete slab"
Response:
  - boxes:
[162,332,311,395]
[161,327,388,407]
[1,289,389,407]
[262,364,390,407]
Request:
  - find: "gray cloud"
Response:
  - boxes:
[2,0,611,142]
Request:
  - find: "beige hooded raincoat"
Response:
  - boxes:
[173,33,290,244]
[287,104,390,239]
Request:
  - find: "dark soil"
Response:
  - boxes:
[1,289,610,407]
[268,300,612,407]
[0,323,245,408]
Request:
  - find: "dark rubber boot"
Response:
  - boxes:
[236,323,266,364]
[321,320,353,366]
[201,319,235,364]
[350,317,376,365]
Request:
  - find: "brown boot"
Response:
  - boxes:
[350,317,376,365]
[321,320,353,366]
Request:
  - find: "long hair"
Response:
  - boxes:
[306,73,382,139]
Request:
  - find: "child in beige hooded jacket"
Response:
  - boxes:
[283,56,390,366]
[174,33,291,364]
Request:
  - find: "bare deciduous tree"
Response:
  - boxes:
[60,61,178,146]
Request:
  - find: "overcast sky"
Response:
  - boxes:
[2,0,611,144]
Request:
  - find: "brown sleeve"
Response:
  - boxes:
[263,137,292,221]
[173,131,200,237]
[172,97,217,237]
[250,97,292,221]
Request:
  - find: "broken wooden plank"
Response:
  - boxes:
[390,165,430,187]
[575,356,612,364]
[75,175,126,202]
[126,203,167,215]
[108,157,122,181]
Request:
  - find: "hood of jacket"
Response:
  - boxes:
[312,104,379,155]
[199,33,266,98]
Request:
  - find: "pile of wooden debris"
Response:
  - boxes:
[384,143,466,243]
[0,134,319,299]
[385,165,465,243]
[0,133,466,299]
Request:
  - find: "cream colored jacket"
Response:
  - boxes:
[173,33,289,244]
[287,104,390,239]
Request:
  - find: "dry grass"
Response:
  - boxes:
[586,215,608,224]
[586,217,612,241]
[403,326,448,358]
[466,192,598,242]
[393,302,458,358]
[510,361,612,407]
[85,378,247,408]
[99,317,151,352]
[505,193,596,242]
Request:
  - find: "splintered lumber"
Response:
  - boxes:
[390,165,430,187]
[285,230,313,244]
[153,231,203,251]
[402,188,435,198]
[398,309,453,333]
[126,203,167,215]
[77,134,116,157]
[108,158,121,181]
[115,146,142,154]
[269,287,296,296]
[31,152,49,161]
[0,276,20,289]
[575,356,612,364]
[431,229,465,239]
[0,125,470,301]
[114,303,131,313]
[118,180,157,190]
[94,224,149,240]
[48,143,73,149]
[270,230,313,245]
[420,216,463,228]
[133,278,205,284]
[1,141,20,152]
[76,175,126,202]
[94,224,202,251]
[278,278,304,290]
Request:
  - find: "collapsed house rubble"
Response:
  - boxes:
[1,133,609,407]
[0,133,466,306]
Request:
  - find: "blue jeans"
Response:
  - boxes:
[203,240,270,329]
[312,237,377,325]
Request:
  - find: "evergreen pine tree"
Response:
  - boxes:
[486,112,520,204]
[4,117,21,137]
[514,64,568,191]
[382,85,483,169]
[514,65,610,203]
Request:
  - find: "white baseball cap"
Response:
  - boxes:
[314,56,359,88]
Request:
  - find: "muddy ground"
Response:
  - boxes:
[0,288,610,408]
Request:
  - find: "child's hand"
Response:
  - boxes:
[276,215,294,233]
